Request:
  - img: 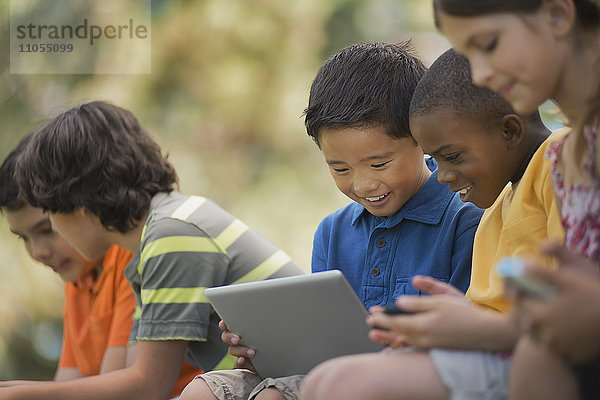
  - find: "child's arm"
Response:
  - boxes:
[511,243,600,364]
[367,277,519,351]
[100,259,136,375]
[54,368,84,382]
[0,366,84,387]
[98,347,128,375]
[0,341,187,400]
[368,276,472,348]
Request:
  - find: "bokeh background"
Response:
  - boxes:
[0,0,563,379]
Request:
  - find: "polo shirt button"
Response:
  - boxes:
[372,267,381,277]
[376,238,386,248]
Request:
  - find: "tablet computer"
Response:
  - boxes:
[205,269,383,378]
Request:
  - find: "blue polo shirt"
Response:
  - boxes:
[312,169,483,310]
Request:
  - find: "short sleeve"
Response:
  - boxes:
[135,218,229,341]
[311,218,330,273]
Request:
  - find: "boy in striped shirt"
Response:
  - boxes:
[8,101,302,400]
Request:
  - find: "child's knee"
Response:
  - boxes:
[253,387,286,400]
[179,377,217,400]
[301,359,354,400]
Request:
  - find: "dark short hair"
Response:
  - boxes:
[304,41,427,147]
[410,48,515,125]
[0,132,35,212]
[15,101,178,233]
[433,0,599,30]
[410,48,544,130]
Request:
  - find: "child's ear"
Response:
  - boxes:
[500,114,525,149]
[543,0,576,39]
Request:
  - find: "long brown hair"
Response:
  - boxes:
[434,0,600,126]
[433,0,599,30]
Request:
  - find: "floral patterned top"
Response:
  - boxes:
[546,110,600,263]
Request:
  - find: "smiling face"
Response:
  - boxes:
[319,125,431,217]
[3,204,97,283]
[411,108,518,209]
[436,10,566,115]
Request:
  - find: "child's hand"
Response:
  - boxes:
[367,306,410,348]
[366,295,490,350]
[411,275,467,298]
[367,275,476,348]
[218,320,257,371]
[511,244,600,364]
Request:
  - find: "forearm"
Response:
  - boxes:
[99,346,128,374]
[456,311,520,352]
[0,382,49,388]
[1,367,152,400]
[54,367,84,381]
[0,369,82,387]
[0,341,187,400]
[0,369,81,387]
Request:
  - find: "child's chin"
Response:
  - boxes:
[471,194,496,209]
[366,206,396,217]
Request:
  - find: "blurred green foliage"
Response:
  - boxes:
[0,0,563,380]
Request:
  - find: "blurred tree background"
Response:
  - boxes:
[0,0,562,379]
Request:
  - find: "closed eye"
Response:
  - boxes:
[443,153,460,163]
[40,228,54,235]
[484,38,497,52]
[372,160,392,168]
[479,37,498,53]
[332,167,349,174]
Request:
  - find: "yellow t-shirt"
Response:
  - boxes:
[466,129,569,312]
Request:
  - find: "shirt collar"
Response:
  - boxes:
[351,169,454,228]
[74,263,103,292]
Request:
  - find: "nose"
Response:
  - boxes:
[30,238,52,262]
[352,170,379,195]
[437,165,458,185]
[469,55,494,88]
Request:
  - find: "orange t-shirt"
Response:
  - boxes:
[58,245,135,376]
[58,244,202,397]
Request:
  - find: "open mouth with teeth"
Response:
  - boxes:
[458,185,473,197]
[365,193,389,202]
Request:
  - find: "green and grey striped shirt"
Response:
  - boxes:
[125,191,303,372]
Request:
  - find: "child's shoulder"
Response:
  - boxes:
[527,127,571,181]
[545,127,570,151]
[143,191,236,241]
[101,244,134,274]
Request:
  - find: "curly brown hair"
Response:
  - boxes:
[15,101,178,233]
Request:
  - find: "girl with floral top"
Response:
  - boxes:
[433,0,600,398]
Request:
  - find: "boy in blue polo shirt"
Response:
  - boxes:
[306,42,482,309]
[182,41,482,400]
